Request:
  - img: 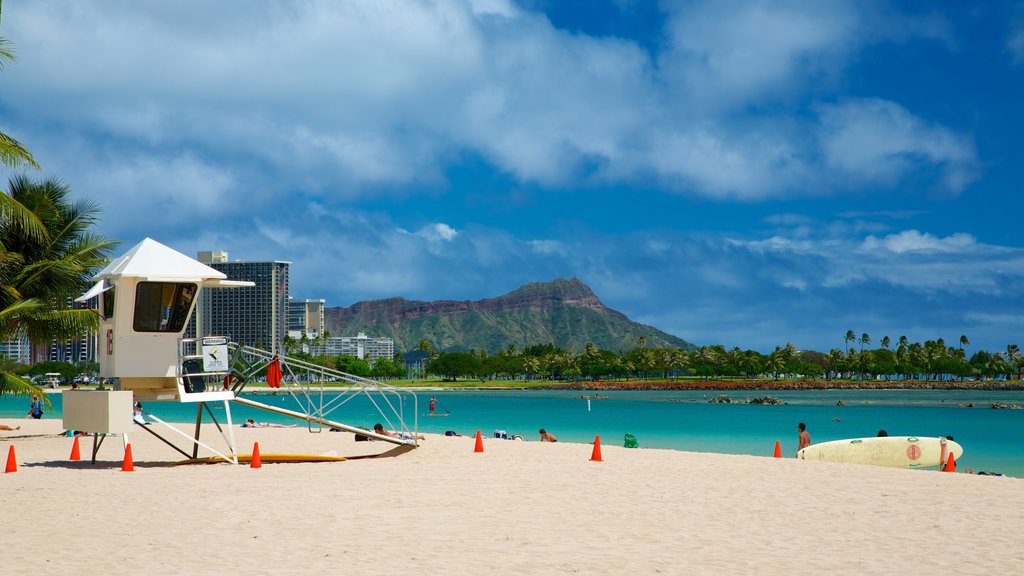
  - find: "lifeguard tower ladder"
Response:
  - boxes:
[65,238,418,464]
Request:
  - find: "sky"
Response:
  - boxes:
[2,0,1024,354]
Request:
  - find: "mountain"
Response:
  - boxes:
[322,278,695,354]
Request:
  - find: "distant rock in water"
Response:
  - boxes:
[323,277,695,354]
[743,396,783,405]
[708,395,731,404]
[990,402,1022,409]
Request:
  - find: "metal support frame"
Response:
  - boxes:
[128,402,239,464]
[225,343,419,444]
[126,337,418,463]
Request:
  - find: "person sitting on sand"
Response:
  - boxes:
[797,422,811,454]
[0,424,20,431]
[539,428,557,442]
[133,402,149,426]
[242,418,296,428]
[27,395,43,420]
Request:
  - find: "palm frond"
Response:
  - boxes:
[0,132,40,170]
[0,371,51,409]
[23,307,99,343]
[0,177,48,241]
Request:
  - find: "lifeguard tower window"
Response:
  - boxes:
[102,287,115,319]
[133,282,198,333]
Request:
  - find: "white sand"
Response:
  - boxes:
[1,417,1022,575]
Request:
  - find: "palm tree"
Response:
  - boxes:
[959,335,969,353]
[0,176,114,400]
[881,336,891,350]
[1006,344,1021,380]
[844,330,855,352]
[859,333,871,352]
[0,2,40,171]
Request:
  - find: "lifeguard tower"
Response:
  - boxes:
[66,238,419,464]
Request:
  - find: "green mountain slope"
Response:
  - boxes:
[323,278,695,353]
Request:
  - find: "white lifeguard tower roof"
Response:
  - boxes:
[79,238,250,302]
[96,238,226,282]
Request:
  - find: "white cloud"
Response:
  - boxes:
[861,230,976,254]
[817,99,978,192]
[416,223,458,243]
[1010,23,1024,64]
[660,0,860,111]
[0,0,977,207]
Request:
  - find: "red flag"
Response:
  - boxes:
[267,357,282,389]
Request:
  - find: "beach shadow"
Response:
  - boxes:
[23,460,179,470]
[344,444,417,460]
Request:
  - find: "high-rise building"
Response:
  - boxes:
[319,332,394,361]
[0,334,32,366]
[287,298,325,339]
[195,251,290,354]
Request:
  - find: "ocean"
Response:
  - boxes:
[4,388,1022,477]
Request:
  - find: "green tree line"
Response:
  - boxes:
[412,332,1023,383]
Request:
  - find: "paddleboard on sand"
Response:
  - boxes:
[176,454,347,465]
[797,436,963,468]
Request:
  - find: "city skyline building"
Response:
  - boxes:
[195,251,290,355]
[0,334,32,366]
[287,298,325,339]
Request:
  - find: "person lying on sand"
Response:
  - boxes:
[373,423,425,441]
[0,424,20,431]
[242,418,297,428]
[539,428,557,442]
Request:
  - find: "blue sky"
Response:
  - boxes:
[3,0,1024,353]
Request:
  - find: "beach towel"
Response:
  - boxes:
[624,433,639,448]
[267,357,282,388]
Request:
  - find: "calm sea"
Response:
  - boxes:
[3,388,1022,477]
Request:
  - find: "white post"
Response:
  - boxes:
[223,399,237,462]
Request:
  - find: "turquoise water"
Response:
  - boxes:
[4,389,1022,477]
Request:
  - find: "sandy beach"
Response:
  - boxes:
[1,417,1022,576]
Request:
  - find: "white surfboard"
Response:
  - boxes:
[797,436,963,469]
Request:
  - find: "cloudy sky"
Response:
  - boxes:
[2,0,1023,353]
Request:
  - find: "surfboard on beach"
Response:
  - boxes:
[797,436,963,468]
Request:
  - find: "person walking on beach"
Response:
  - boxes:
[27,396,43,419]
[539,428,557,442]
[797,422,811,454]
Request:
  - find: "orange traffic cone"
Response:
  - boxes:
[121,444,134,472]
[70,436,81,461]
[251,442,262,469]
[590,435,603,462]
[944,452,956,472]
[4,445,16,473]
[473,430,484,453]
[773,440,782,458]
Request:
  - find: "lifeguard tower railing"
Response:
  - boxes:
[176,338,419,446]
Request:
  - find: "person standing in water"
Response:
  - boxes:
[797,422,811,454]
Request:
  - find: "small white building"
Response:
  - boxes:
[317,333,395,361]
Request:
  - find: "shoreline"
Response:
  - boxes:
[38,379,1024,394]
